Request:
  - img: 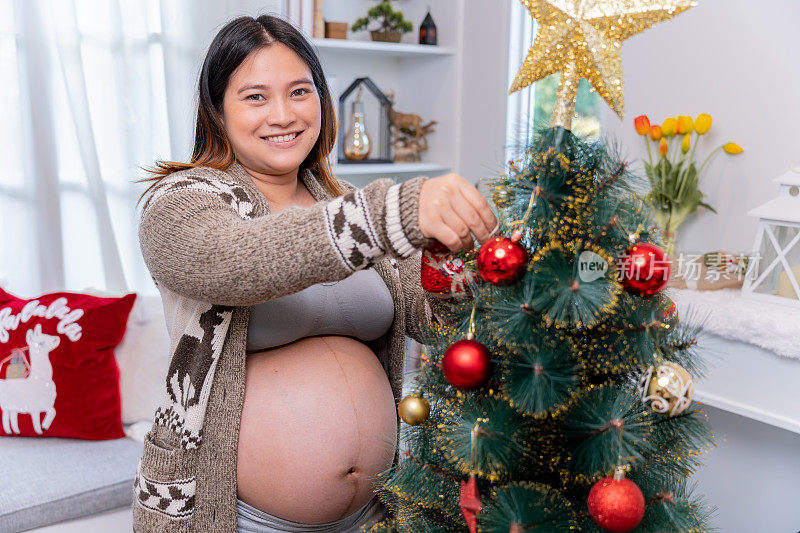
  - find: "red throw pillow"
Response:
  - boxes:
[0,288,136,440]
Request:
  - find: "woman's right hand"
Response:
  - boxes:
[418,173,499,252]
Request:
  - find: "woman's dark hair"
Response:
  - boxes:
[136,14,345,205]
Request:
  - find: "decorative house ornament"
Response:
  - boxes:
[742,169,800,306]
[338,77,392,164]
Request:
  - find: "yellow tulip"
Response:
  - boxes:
[659,138,668,157]
[695,113,712,135]
[661,117,677,137]
[676,115,694,135]
[681,133,691,154]
[723,142,743,154]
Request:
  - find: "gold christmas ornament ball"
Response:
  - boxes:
[637,362,694,416]
[398,394,430,425]
[493,187,512,209]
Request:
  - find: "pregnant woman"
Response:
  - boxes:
[133,15,496,533]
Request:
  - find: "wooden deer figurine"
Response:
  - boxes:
[386,90,425,142]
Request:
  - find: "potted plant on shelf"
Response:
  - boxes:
[351,1,413,43]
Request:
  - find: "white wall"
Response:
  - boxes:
[159,0,283,162]
[600,0,800,255]
[692,406,800,532]
[457,0,513,188]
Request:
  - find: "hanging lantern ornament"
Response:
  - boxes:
[637,361,694,416]
[397,393,430,425]
[442,306,492,390]
[619,242,671,296]
[418,7,437,45]
[588,467,645,533]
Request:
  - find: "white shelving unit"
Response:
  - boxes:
[332,161,451,176]
[306,0,464,187]
[311,38,455,58]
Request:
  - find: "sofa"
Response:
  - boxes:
[0,293,170,532]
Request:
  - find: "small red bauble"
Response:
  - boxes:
[477,235,528,285]
[441,339,492,390]
[619,242,671,296]
[587,472,645,532]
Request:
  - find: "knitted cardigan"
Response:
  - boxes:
[133,161,451,532]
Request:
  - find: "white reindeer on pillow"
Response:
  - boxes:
[0,324,59,435]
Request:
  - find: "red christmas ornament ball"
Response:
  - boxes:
[619,242,671,296]
[587,475,645,532]
[477,235,528,285]
[441,339,492,390]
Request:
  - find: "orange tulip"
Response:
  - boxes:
[649,125,662,141]
[634,115,651,135]
[676,115,694,135]
[695,113,712,135]
[661,117,677,137]
[681,133,691,154]
[723,142,743,154]
[659,138,668,157]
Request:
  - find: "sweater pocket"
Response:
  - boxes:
[132,426,197,532]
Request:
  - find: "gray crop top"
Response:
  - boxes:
[245,267,395,353]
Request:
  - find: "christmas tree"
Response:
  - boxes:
[367,1,717,532]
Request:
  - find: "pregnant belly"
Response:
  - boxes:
[236,335,398,524]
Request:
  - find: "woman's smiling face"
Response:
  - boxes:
[222,42,321,178]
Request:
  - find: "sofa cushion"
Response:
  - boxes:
[0,435,143,531]
[80,289,171,425]
[113,294,170,425]
[0,288,136,439]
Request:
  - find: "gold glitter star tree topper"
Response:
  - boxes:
[510,0,695,130]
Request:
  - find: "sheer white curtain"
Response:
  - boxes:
[505,0,536,166]
[0,0,281,298]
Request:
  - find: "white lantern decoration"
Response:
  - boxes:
[742,169,800,306]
